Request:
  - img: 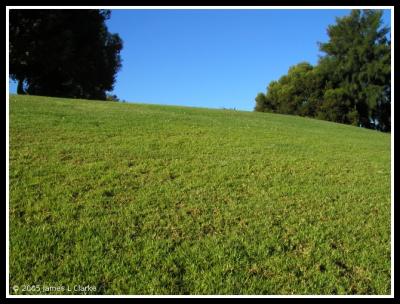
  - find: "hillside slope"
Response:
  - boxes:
[9,95,391,295]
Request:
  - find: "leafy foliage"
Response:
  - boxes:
[9,9,123,100]
[255,10,391,132]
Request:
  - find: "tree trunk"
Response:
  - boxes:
[17,79,25,95]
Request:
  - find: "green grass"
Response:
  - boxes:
[9,94,391,295]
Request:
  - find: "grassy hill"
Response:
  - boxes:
[9,95,391,295]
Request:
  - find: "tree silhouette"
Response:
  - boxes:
[9,9,123,100]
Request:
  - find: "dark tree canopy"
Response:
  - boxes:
[9,9,123,100]
[255,10,391,132]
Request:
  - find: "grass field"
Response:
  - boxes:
[8,94,391,295]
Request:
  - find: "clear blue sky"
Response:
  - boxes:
[9,9,391,111]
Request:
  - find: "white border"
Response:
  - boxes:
[6,5,395,298]
[6,5,10,300]
[4,6,396,9]
[390,5,394,299]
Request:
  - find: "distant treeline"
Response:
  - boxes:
[255,10,391,132]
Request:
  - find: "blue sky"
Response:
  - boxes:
[9,9,391,111]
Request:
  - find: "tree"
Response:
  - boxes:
[254,9,391,132]
[9,9,123,100]
[255,62,316,116]
[254,93,267,112]
[318,9,391,131]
